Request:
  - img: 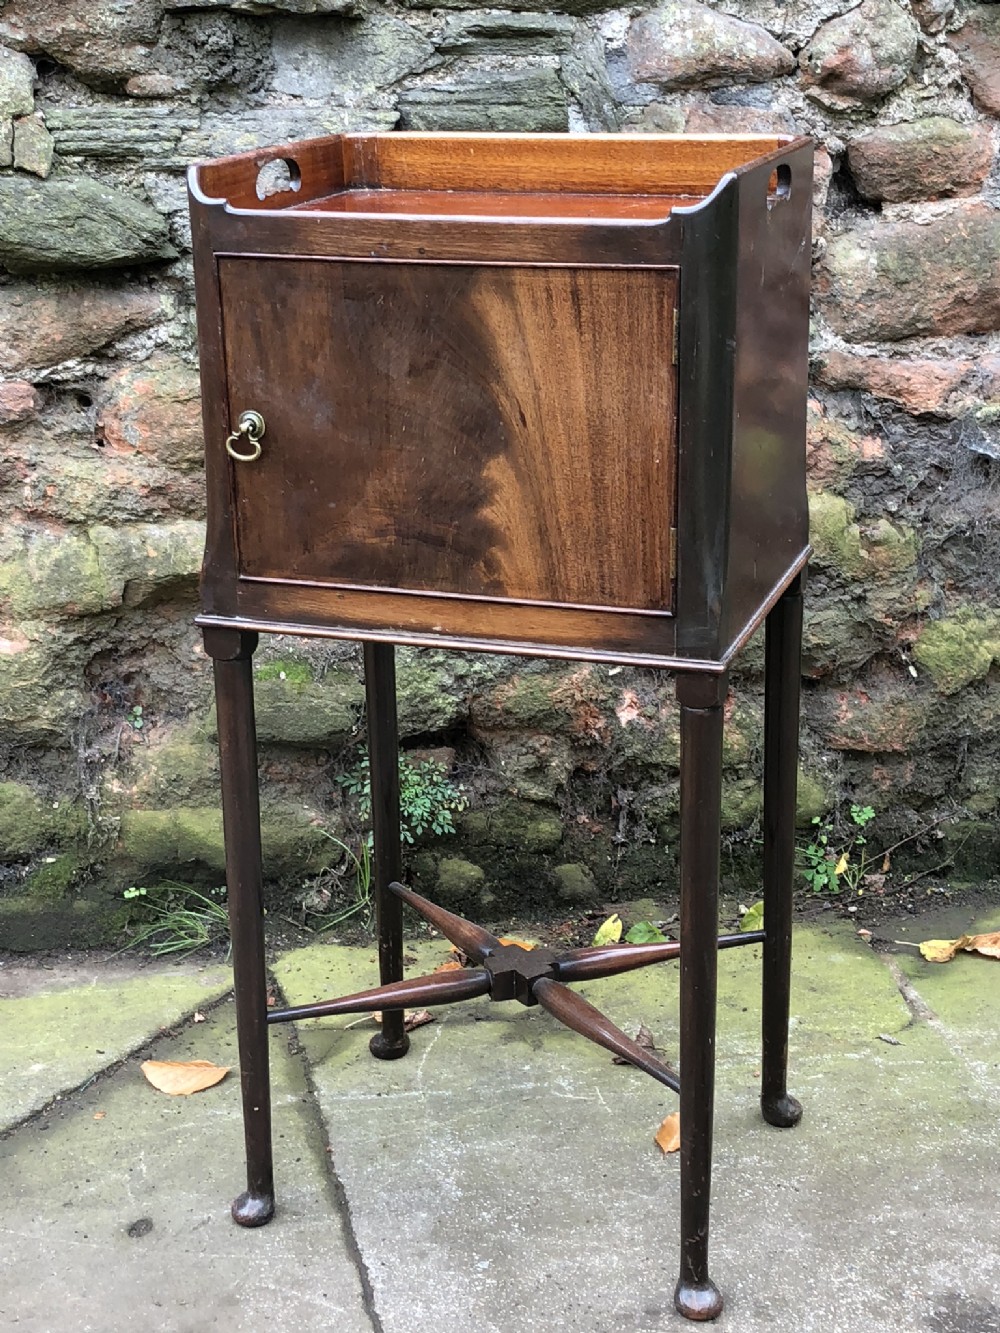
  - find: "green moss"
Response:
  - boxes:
[22,854,84,904]
[127,732,219,808]
[720,776,761,831]
[0,782,86,856]
[435,857,487,906]
[395,653,466,737]
[913,609,1000,694]
[255,658,315,684]
[796,768,833,825]
[0,895,112,952]
[460,799,564,852]
[809,491,917,580]
[236,670,364,747]
[550,862,599,905]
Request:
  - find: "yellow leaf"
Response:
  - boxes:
[962,931,1000,960]
[739,900,764,933]
[918,935,972,963]
[834,853,849,876]
[498,937,534,950]
[592,913,623,946]
[432,959,464,974]
[141,1059,230,1096]
[655,1111,681,1154]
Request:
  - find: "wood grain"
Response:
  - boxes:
[219,256,677,613]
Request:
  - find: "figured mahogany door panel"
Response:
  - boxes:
[218,257,678,614]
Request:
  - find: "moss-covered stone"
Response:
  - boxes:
[0,630,88,744]
[245,670,364,747]
[0,895,112,952]
[22,853,87,904]
[435,857,488,907]
[913,609,1000,694]
[255,658,314,684]
[0,782,86,856]
[117,804,332,880]
[720,776,761,831]
[550,861,599,905]
[0,522,203,617]
[796,767,833,825]
[394,652,466,737]
[126,731,220,808]
[460,799,564,853]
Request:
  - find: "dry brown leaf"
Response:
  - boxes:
[613,1024,656,1064]
[964,931,1000,959]
[498,937,534,950]
[372,1009,436,1030]
[655,1112,681,1154]
[918,932,1000,963]
[93,1111,106,1121]
[141,1058,230,1096]
[432,960,464,974]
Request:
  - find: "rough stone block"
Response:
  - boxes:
[627,0,794,90]
[46,105,197,167]
[96,354,204,471]
[0,781,86,857]
[0,119,12,167]
[0,281,163,374]
[0,1,163,87]
[812,682,930,754]
[550,861,598,904]
[808,491,919,580]
[179,106,397,161]
[403,0,615,12]
[816,351,971,417]
[684,102,797,134]
[0,379,41,424]
[912,0,954,34]
[395,653,467,737]
[398,66,568,132]
[0,627,88,744]
[800,0,918,106]
[248,671,365,748]
[818,205,1000,342]
[848,118,993,203]
[165,0,360,11]
[0,175,176,274]
[0,521,203,618]
[437,13,576,54]
[949,5,1000,116]
[913,609,1000,694]
[12,112,53,177]
[271,16,437,101]
[435,856,488,906]
[0,43,34,119]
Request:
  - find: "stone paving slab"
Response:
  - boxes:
[0,958,231,1132]
[0,1001,372,1333]
[275,920,1000,1333]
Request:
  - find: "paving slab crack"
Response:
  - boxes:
[281,1015,386,1333]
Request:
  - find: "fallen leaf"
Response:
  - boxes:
[93,1111,106,1121]
[372,1009,436,1030]
[965,931,1000,960]
[141,1059,230,1096]
[739,900,764,933]
[432,960,464,974]
[625,921,667,944]
[878,1033,902,1046]
[655,1112,681,1154]
[613,1024,656,1063]
[192,1011,206,1024]
[592,913,623,946]
[919,934,975,963]
[834,852,849,876]
[498,937,535,950]
[404,1009,434,1031]
[881,853,891,873]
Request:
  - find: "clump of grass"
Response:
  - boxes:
[120,883,229,958]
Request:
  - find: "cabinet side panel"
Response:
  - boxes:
[218,258,676,617]
[723,144,812,648]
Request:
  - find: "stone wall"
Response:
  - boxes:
[0,0,998,947]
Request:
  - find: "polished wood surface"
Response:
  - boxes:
[293,188,694,220]
[192,131,793,214]
[220,257,677,613]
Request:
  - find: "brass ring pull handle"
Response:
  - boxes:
[225,410,265,462]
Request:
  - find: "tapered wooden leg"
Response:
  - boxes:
[205,626,274,1227]
[363,642,410,1061]
[761,573,805,1129]
[673,673,726,1322]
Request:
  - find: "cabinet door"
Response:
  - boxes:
[219,257,677,615]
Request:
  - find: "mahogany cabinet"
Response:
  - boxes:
[189,131,813,1323]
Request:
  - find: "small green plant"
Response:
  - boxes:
[800,803,877,895]
[342,752,468,846]
[120,882,229,957]
[126,704,144,731]
[306,834,373,932]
